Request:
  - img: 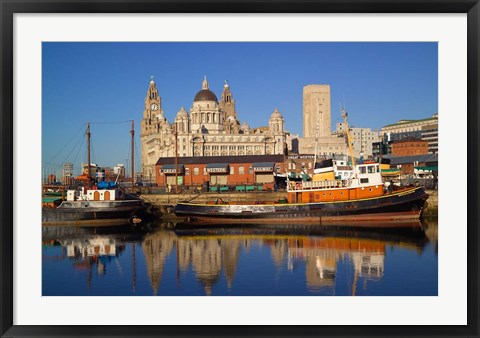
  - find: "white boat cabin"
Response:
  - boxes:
[355,163,383,187]
[66,188,123,201]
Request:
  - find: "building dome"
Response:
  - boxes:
[270,108,283,119]
[176,107,188,118]
[241,121,250,130]
[194,89,218,102]
[194,75,218,102]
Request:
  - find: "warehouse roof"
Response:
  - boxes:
[156,154,285,166]
[383,153,438,165]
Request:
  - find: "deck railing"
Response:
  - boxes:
[289,179,351,191]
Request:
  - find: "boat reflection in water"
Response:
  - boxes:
[173,221,428,295]
[42,220,436,296]
[42,225,153,292]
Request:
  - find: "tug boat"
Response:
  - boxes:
[174,162,428,227]
[174,111,429,227]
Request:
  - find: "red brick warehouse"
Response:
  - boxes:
[155,155,285,191]
[391,137,429,156]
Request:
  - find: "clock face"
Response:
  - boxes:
[151,103,158,111]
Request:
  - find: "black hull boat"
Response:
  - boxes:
[42,199,148,226]
[174,186,429,228]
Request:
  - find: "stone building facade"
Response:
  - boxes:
[303,84,331,139]
[380,114,438,136]
[376,114,438,155]
[335,123,380,159]
[296,84,349,157]
[141,77,288,181]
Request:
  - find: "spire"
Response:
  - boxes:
[150,75,155,85]
[202,75,208,90]
[224,80,229,88]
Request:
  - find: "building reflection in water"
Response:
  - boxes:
[61,237,125,288]
[176,236,242,295]
[43,222,430,296]
[140,228,243,295]
[286,237,386,294]
[142,229,175,295]
[171,223,428,295]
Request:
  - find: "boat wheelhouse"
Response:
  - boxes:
[287,162,384,204]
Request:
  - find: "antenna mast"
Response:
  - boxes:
[87,122,91,186]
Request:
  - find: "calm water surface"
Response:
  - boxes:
[42,220,438,296]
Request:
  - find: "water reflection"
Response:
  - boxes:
[142,229,175,295]
[42,220,436,296]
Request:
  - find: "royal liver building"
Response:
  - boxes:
[140,77,288,180]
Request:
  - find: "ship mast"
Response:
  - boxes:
[314,121,319,171]
[130,120,135,191]
[87,122,91,187]
[342,107,356,170]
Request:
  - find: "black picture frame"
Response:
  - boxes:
[1,1,479,337]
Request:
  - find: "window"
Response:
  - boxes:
[239,166,245,175]
[367,166,375,173]
[359,166,367,174]
[360,178,369,184]
[194,168,199,176]
[249,166,253,174]
[230,166,235,175]
[185,168,190,176]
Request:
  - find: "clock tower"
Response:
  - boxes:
[140,76,166,181]
[142,76,162,126]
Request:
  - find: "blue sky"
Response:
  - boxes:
[42,42,437,175]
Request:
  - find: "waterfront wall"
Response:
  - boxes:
[423,189,438,218]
